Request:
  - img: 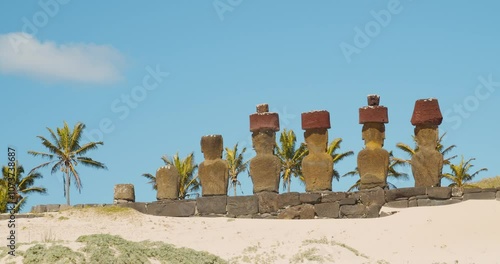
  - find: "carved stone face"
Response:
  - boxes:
[414,126,438,149]
[201,135,223,160]
[252,130,275,155]
[304,128,328,153]
[361,123,385,148]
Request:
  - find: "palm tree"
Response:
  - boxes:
[395,132,457,165]
[326,138,354,181]
[275,129,308,193]
[224,143,248,196]
[0,177,7,213]
[141,152,200,199]
[442,156,487,188]
[343,151,408,191]
[28,122,107,205]
[1,164,47,213]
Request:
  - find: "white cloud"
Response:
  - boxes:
[0,32,126,84]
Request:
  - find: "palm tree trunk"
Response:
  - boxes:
[233,182,237,196]
[65,172,70,205]
[287,177,291,193]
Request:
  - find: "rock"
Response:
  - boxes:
[365,204,382,218]
[45,204,60,212]
[385,187,427,202]
[31,205,47,213]
[357,123,389,190]
[417,199,432,207]
[148,201,196,217]
[196,196,227,215]
[463,188,482,193]
[278,204,315,219]
[496,191,500,201]
[114,184,135,202]
[451,187,463,197]
[299,204,316,219]
[355,187,386,206]
[256,192,278,213]
[463,192,496,201]
[199,135,229,196]
[408,199,418,207]
[117,202,148,214]
[427,187,452,199]
[314,202,340,218]
[156,165,180,200]
[410,98,443,126]
[277,192,300,208]
[339,198,357,205]
[59,204,72,211]
[300,193,322,204]
[321,192,347,203]
[340,204,366,218]
[430,199,461,206]
[250,112,280,132]
[227,196,259,216]
[385,200,408,208]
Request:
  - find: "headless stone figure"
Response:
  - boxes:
[412,125,443,187]
[301,110,334,192]
[156,165,180,200]
[198,135,229,196]
[357,123,389,189]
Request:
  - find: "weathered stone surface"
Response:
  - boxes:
[451,187,463,197]
[339,198,357,205]
[365,204,382,218]
[417,199,432,207]
[45,204,60,212]
[256,103,269,113]
[496,191,500,200]
[252,213,277,219]
[411,99,443,126]
[59,204,72,211]
[117,202,148,214]
[430,199,461,206]
[227,196,258,216]
[114,184,135,202]
[354,187,386,206]
[463,188,482,193]
[302,127,334,192]
[481,188,498,192]
[321,192,347,203]
[278,192,300,208]
[31,205,47,213]
[250,113,280,132]
[367,94,380,106]
[358,121,389,190]
[199,135,229,196]
[340,204,366,218]
[156,165,180,200]
[114,199,131,204]
[196,196,227,215]
[427,187,452,199]
[315,202,340,218]
[412,125,443,187]
[359,106,388,124]
[385,200,408,208]
[257,192,278,213]
[249,130,281,193]
[278,204,315,219]
[463,192,496,201]
[408,199,418,207]
[148,201,196,217]
[300,193,322,204]
[301,110,331,130]
[385,187,427,202]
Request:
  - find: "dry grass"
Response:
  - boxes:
[472,176,500,188]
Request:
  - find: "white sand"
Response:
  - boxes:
[1,200,500,263]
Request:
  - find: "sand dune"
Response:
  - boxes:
[1,200,499,263]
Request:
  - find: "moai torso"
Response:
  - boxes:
[249,104,281,193]
[301,111,334,192]
[156,165,180,200]
[199,135,229,196]
[357,95,389,190]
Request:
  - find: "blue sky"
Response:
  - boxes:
[1,1,499,212]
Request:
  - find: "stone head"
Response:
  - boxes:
[362,122,385,148]
[252,130,276,155]
[304,128,328,153]
[201,135,223,160]
[414,125,438,149]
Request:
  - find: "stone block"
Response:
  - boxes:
[385,187,426,202]
[321,192,346,203]
[385,200,408,208]
[427,187,452,199]
[147,201,196,217]
[31,205,47,213]
[59,204,72,211]
[196,196,227,215]
[249,112,280,132]
[114,184,135,202]
[340,204,366,218]
[314,202,340,218]
[451,187,463,197]
[45,204,61,212]
[278,204,315,219]
[339,198,357,205]
[408,199,418,207]
[156,165,180,200]
[463,192,496,201]
[463,188,482,194]
[257,192,278,213]
[356,187,386,205]
[116,202,148,214]
[301,110,331,130]
[430,199,461,206]
[278,192,300,208]
[496,191,500,200]
[227,196,258,216]
[359,106,388,124]
[299,193,322,204]
[410,99,443,125]
[365,204,382,218]
[417,199,432,207]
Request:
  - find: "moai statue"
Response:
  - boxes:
[410,98,444,187]
[198,134,229,196]
[301,110,334,192]
[156,165,180,200]
[357,95,389,190]
[249,103,281,193]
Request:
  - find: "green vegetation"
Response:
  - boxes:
[471,175,500,188]
[442,156,488,188]
[28,121,107,205]
[225,143,248,196]
[23,244,85,264]
[1,164,47,213]
[275,129,308,193]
